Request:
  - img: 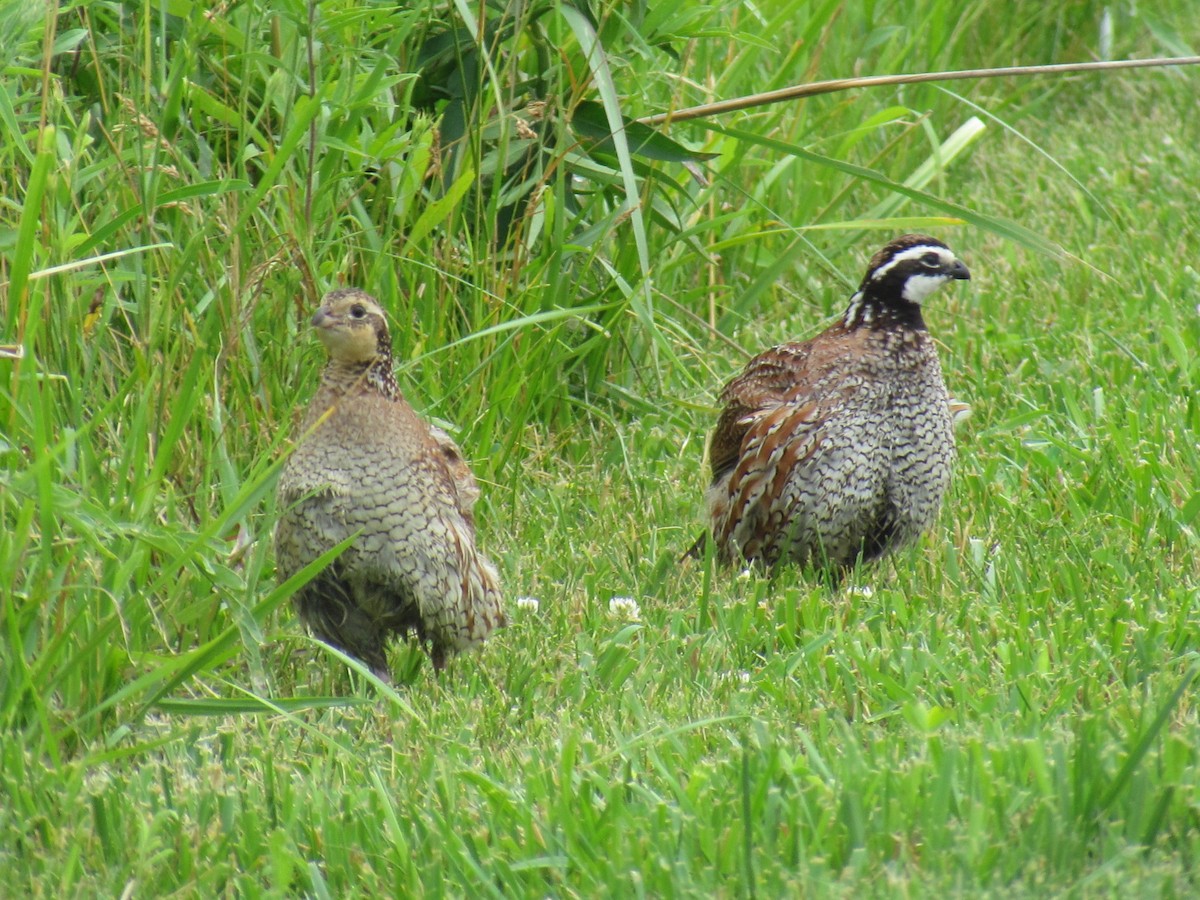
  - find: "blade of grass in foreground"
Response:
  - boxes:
[151,696,370,715]
[77,533,359,724]
[561,3,658,368]
[862,116,987,221]
[1095,663,1199,814]
[5,125,55,334]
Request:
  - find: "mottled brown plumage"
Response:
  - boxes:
[700,234,970,571]
[275,289,504,678]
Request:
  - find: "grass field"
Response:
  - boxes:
[3,0,1200,894]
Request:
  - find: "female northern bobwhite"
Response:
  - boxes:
[275,289,505,678]
[701,234,970,571]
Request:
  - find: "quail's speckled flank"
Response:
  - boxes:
[699,234,971,571]
[275,289,505,678]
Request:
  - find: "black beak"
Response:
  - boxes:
[947,259,971,281]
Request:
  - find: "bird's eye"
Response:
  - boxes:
[350,304,367,319]
[921,252,941,266]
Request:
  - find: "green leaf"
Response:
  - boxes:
[405,167,476,249]
[572,100,718,164]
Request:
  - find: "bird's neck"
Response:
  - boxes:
[841,290,926,331]
[322,356,400,401]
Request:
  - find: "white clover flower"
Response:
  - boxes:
[608,596,641,621]
[515,596,540,613]
[83,769,112,797]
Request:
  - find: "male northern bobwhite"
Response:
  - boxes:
[275,288,505,678]
[700,234,970,571]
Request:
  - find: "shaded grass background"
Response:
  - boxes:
[3,0,1200,894]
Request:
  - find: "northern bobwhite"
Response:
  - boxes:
[275,288,505,677]
[700,234,970,571]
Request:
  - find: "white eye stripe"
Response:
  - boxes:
[869,245,955,281]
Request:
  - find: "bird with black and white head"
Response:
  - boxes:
[698,233,971,573]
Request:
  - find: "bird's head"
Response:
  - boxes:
[861,234,970,305]
[311,289,392,364]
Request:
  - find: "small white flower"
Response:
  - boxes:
[608,596,641,621]
[83,769,112,797]
[738,671,751,685]
[515,596,540,613]
[847,584,874,599]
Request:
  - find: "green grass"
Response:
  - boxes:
[3,0,1200,894]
